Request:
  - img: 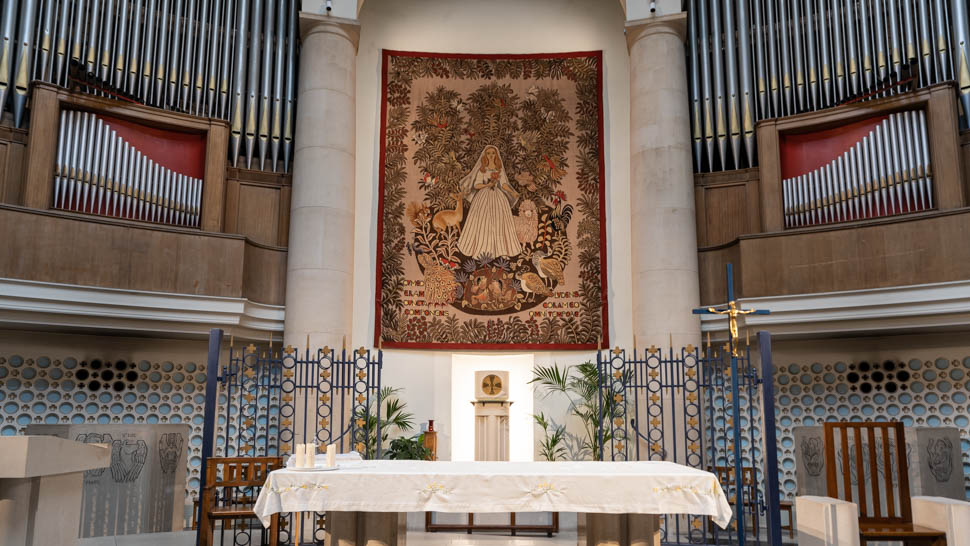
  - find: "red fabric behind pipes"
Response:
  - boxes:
[780,114,888,180]
[99,114,206,178]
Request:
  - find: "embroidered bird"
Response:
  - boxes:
[532,251,564,284]
[513,200,538,245]
[516,271,552,297]
[550,190,573,232]
[417,253,459,305]
[539,154,566,180]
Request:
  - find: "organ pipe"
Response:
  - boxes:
[0,0,299,175]
[54,111,204,226]
[781,110,933,227]
[283,0,297,173]
[688,0,970,172]
[258,0,274,170]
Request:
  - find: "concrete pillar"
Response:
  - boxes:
[284,14,360,349]
[627,13,701,350]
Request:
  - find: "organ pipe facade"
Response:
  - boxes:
[0,0,300,172]
[689,0,970,173]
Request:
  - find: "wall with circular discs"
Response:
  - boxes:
[0,354,207,497]
[773,356,970,501]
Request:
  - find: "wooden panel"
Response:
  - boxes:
[224,167,292,247]
[0,204,283,304]
[926,85,966,209]
[0,125,28,205]
[235,184,281,246]
[756,118,783,231]
[960,130,970,204]
[23,86,60,209]
[736,209,970,297]
[201,123,230,232]
[243,242,287,306]
[698,242,741,305]
[703,185,747,247]
[694,167,761,247]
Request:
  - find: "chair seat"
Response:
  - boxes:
[207,504,257,519]
[860,522,946,540]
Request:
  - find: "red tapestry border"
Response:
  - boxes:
[374,50,609,351]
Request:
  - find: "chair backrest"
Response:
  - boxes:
[205,456,284,492]
[823,421,911,525]
[712,465,756,487]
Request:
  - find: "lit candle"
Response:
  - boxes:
[326,443,336,468]
[295,444,305,468]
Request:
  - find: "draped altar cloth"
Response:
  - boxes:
[253,460,733,529]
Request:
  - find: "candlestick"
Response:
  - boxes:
[295,444,305,468]
[326,443,336,468]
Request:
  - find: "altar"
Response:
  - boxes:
[253,459,732,546]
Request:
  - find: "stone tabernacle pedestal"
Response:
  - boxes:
[26,423,190,537]
[0,435,110,546]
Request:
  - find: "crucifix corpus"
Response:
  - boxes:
[692,264,770,356]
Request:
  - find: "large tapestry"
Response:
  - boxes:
[375,51,608,350]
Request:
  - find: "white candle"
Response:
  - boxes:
[295,444,305,468]
[326,443,336,468]
[306,443,316,467]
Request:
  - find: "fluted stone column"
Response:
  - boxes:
[627,13,701,350]
[284,14,360,349]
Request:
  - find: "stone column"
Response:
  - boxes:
[627,13,701,350]
[284,14,360,350]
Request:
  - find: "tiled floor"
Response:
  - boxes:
[79,530,578,545]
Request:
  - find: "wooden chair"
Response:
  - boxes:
[710,465,760,534]
[823,422,946,546]
[199,456,283,546]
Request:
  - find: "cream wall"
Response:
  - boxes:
[351,0,634,460]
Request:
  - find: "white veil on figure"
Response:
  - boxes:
[459,146,518,207]
[456,145,522,258]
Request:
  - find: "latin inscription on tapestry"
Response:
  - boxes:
[375,51,608,349]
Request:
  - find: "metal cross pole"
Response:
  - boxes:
[691,263,772,546]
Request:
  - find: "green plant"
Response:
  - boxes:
[533,412,567,461]
[530,361,624,461]
[356,386,417,458]
[386,434,432,460]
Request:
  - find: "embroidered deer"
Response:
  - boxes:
[432,192,465,232]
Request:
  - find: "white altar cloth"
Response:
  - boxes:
[253,460,732,529]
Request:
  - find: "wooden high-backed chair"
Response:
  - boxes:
[199,456,283,546]
[711,465,760,533]
[823,422,946,546]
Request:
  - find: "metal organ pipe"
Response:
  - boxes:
[283,0,297,173]
[710,0,728,168]
[244,0,263,169]
[698,0,715,171]
[270,0,286,172]
[687,0,970,171]
[12,0,39,128]
[219,0,236,120]
[230,0,251,167]
[257,0,274,171]
[37,0,55,82]
[753,0,769,120]
[193,0,209,115]
[53,111,203,227]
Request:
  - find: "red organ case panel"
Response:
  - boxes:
[53,110,206,227]
[779,110,933,229]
